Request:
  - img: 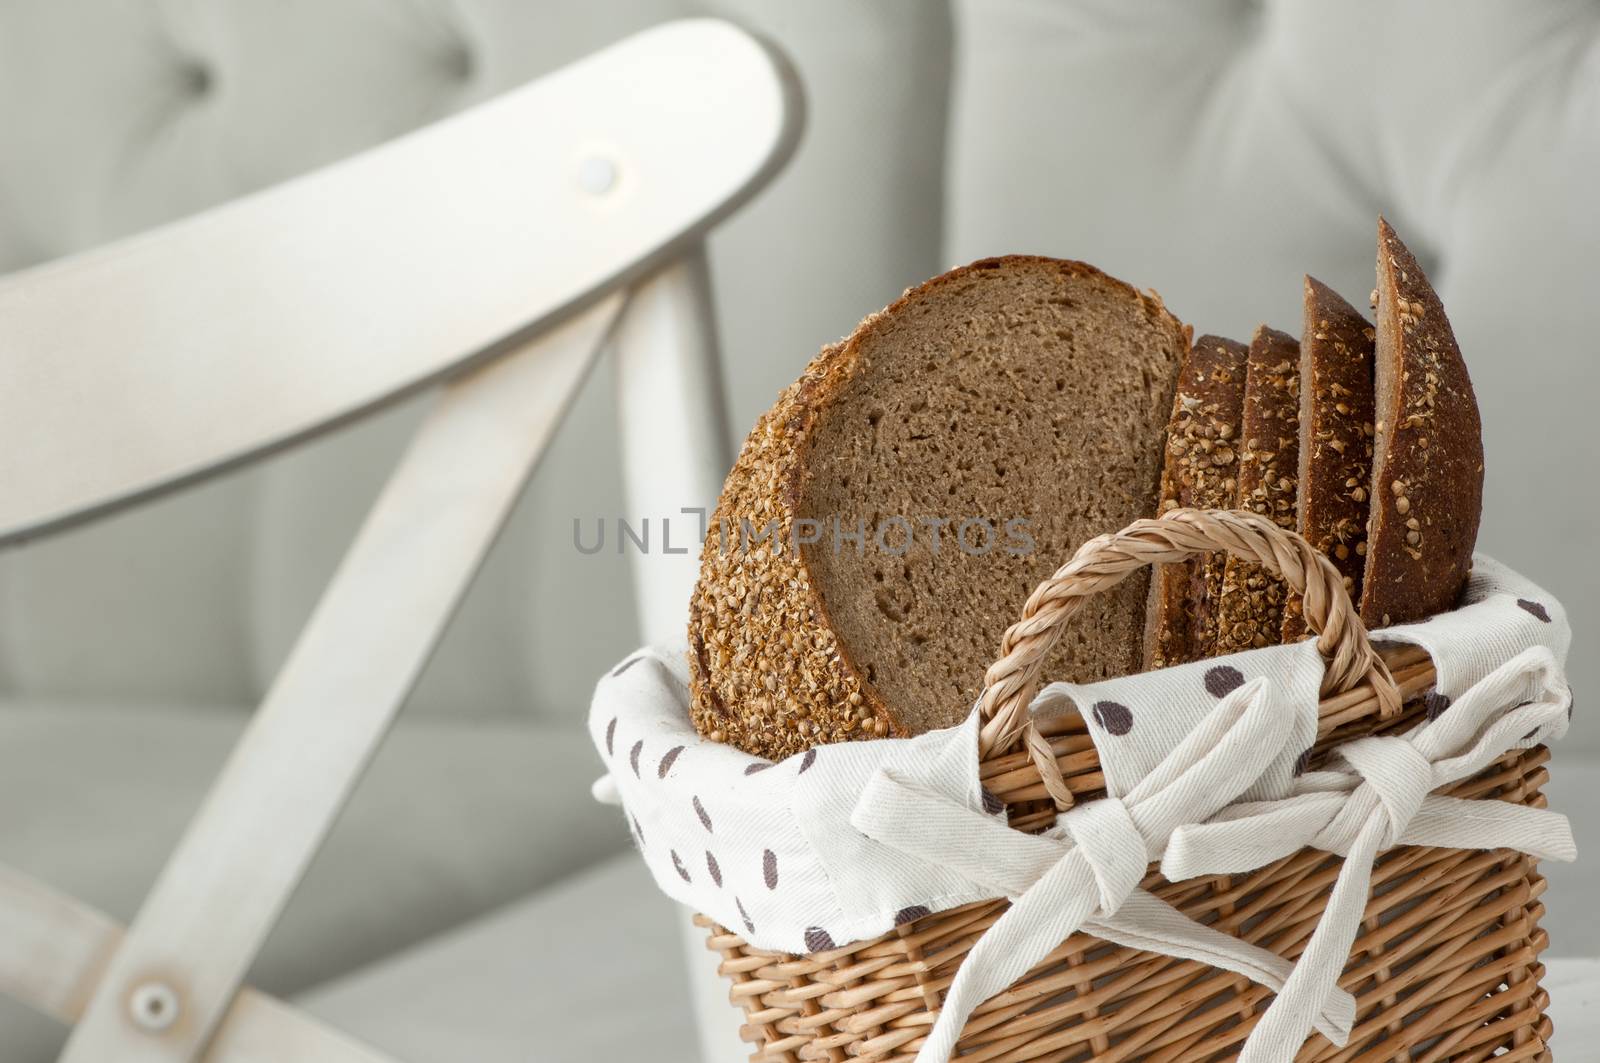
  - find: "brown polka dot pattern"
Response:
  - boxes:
[1092,700,1134,736]
[744,762,773,775]
[657,745,685,778]
[706,851,722,887]
[980,787,1004,815]
[1293,748,1312,776]
[763,849,778,890]
[804,927,835,953]
[895,905,930,925]
[1424,691,1451,722]
[605,718,617,755]
[799,748,817,774]
[693,795,713,832]
[1517,599,1551,623]
[1204,665,1244,698]
[629,740,643,777]
[736,898,755,935]
[672,850,690,883]
[611,655,644,677]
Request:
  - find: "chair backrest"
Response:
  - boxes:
[0,19,798,1062]
[0,2,949,721]
[0,19,796,545]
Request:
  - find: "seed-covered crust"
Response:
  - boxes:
[686,338,885,757]
[1145,335,1248,668]
[688,256,1188,760]
[1283,277,1376,640]
[1361,219,1484,628]
[1215,326,1301,653]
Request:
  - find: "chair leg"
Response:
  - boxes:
[615,247,748,1061]
[614,246,733,645]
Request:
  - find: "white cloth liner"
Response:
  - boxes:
[589,555,1576,1062]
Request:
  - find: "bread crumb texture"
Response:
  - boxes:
[689,257,1188,759]
[1284,276,1376,639]
[1215,325,1301,653]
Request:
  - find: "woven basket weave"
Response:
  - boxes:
[694,509,1554,1062]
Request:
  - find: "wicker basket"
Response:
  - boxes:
[694,509,1554,1062]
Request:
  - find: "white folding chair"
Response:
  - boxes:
[0,20,798,1061]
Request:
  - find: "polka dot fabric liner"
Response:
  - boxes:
[588,554,1570,956]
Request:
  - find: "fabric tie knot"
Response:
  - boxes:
[1058,796,1145,915]
[854,677,1369,1062]
[848,649,1574,1063]
[1313,735,1434,853]
[1159,647,1575,1063]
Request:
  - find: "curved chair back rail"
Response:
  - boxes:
[0,18,801,545]
[0,19,798,1063]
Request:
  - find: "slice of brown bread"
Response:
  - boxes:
[1144,335,1249,668]
[1283,276,1377,640]
[1214,325,1301,653]
[688,256,1189,759]
[1361,219,1484,627]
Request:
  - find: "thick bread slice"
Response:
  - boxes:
[1283,277,1376,640]
[1145,335,1248,668]
[688,256,1189,759]
[1362,219,1484,628]
[1215,325,1301,653]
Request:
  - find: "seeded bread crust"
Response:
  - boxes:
[1360,218,1484,628]
[1215,326,1301,653]
[1283,277,1377,640]
[1145,335,1249,668]
[688,256,1189,760]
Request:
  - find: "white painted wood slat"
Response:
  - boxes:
[0,866,394,1062]
[614,248,734,645]
[0,19,800,544]
[54,297,620,1061]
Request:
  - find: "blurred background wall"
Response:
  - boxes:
[0,0,1594,1057]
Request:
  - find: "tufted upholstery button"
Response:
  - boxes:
[177,60,212,97]
[1233,0,1265,26]
[440,44,475,83]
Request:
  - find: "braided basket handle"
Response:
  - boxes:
[978,508,1401,810]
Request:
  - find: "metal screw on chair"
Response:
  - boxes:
[577,154,618,195]
[128,981,179,1033]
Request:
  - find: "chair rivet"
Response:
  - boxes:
[577,155,618,195]
[129,981,180,1032]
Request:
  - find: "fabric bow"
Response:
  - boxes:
[853,677,1358,1063]
[1161,646,1576,1062]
